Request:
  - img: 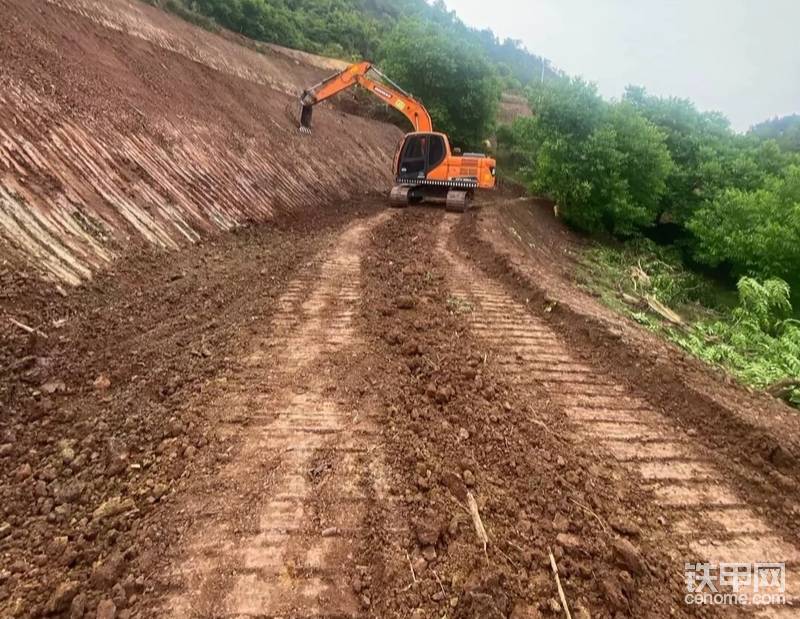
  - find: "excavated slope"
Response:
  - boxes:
[0,0,401,285]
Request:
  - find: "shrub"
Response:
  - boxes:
[514,79,672,236]
[687,166,800,286]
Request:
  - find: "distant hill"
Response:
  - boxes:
[749,114,800,152]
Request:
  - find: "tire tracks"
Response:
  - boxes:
[164,212,395,618]
[439,216,799,616]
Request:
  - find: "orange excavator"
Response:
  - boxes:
[299,61,496,212]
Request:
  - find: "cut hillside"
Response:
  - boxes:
[0,0,402,286]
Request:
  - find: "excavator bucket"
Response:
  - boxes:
[299,104,313,134]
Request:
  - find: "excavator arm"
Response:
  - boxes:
[299,61,433,133]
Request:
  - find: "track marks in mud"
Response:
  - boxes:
[440,218,799,613]
[165,214,394,617]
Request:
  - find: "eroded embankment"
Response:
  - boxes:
[0,0,400,286]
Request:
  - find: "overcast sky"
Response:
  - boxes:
[444,0,800,132]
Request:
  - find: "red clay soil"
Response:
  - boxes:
[2,2,800,618]
[0,201,380,618]
[457,196,800,536]
[355,209,724,618]
[0,0,401,283]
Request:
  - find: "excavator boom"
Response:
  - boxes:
[299,61,432,133]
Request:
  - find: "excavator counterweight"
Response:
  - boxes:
[298,61,496,211]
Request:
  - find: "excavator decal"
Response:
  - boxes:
[298,61,496,212]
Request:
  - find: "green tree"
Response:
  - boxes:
[513,78,672,236]
[687,166,800,285]
[378,18,500,149]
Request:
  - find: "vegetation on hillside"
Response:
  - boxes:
[750,114,800,153]
[500,78,800,405]
[501,80,800,292]
[579,242,800,406]
[379,19,500,147]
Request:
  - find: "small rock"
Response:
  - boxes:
[151,484,168,501]
[0,523,11,539]
[90,553,125,590]
[421,545,436,561]
[46,580,79,614]
[321,527,339,537]
[548,598,562,613]
[14,463,32,481]
[610,537,645,575]
[96,598,116,619]
[359,594,371,608]
[55,482,84,505]
[395,295,416,310]
[0,443,12,457]
[41,380,67,395]
[510,601,542,618]
[92,497,136,521]
[164,418,183,438]
[600,575,627,610]
[414,510,441,546]
[458,427,470,441]
[555,533,581,550]
[93,375,111,391]
[70,592,87,619]
[552,513,569,532]
[463,469,475,487]
[111,582,126,608]
[609,516,641,538]
[574,604,591,619]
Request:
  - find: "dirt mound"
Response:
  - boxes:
[0,0,401,285]
[355,210,698,617]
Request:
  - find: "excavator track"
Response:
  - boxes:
[389,185,410,208]
[445,189,470,212]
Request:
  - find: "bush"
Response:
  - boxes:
[513,78,672,236]
[687,166,800,286]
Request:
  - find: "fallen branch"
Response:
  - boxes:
[645,295,684,326]
[8,317,48,339]
[466,491,488,555]
[433,570,446,596]
[548,547,572,619]
[405,550,417,584]
[766,377,800,400]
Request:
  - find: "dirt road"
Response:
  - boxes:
[4,198,800,618]
[4,1,800,616]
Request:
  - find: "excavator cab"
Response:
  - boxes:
[396,133,446,180]
[391,132,496,211]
